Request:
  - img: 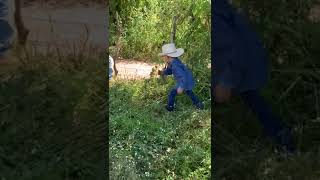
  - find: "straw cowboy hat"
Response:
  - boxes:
[158,43,184,57]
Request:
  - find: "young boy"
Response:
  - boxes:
[159,43,204,111]
[213,0,295,152]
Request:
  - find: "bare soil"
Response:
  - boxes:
[115,59,160,79]
[18,3,107,55]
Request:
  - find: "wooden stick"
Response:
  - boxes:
[170,16,178,43]
[279,76,302,102]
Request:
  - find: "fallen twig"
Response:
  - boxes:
[278,76,302,102]
[271,69,320,81]
[314,84,319,119]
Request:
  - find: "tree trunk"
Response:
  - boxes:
[14,0,29,46]
[170,16,178,43]
[113,12,124,76]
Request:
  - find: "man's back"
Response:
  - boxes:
[213,0,268,92]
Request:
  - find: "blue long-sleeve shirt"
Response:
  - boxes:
[212,0,268,93]
[163,58,195,90]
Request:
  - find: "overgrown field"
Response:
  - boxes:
[0,52,106,179]
[109,78,211,179]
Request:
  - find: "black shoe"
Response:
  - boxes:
[195,102,204,110]
[165,105,174,112]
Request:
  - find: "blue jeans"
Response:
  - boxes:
[0,0,13,56]
[240,90,295,151]
[167,88,201,107]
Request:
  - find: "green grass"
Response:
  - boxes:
[109,77,211,179]
[0,52,107,179]
[214,71,320,180]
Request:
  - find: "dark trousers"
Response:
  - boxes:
[240,90,294,151]
[168,88,201,107]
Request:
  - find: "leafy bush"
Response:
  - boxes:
[109,0,211,68]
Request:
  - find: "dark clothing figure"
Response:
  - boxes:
[213,0,294,152]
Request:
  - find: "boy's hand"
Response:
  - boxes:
[177,87,184,94]
[214,84,231,103]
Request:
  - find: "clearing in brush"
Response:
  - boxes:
[158,43,204,112]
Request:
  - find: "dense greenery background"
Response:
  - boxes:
[109,0,210,64]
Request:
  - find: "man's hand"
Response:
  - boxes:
[177,87,184,94]
[214,84,231,103]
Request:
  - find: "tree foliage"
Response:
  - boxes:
[232,0,319,68]
[109,0,211,96]
[109,0,211,64]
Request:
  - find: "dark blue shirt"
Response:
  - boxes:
[212,0,268,93]
[0,1,8,18]
[163,58,195,90]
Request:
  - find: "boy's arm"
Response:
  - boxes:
[161,65,173,75]
[172,64,186,89]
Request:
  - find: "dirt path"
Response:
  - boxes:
[114,59,162,80]
[20,3,107,55]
